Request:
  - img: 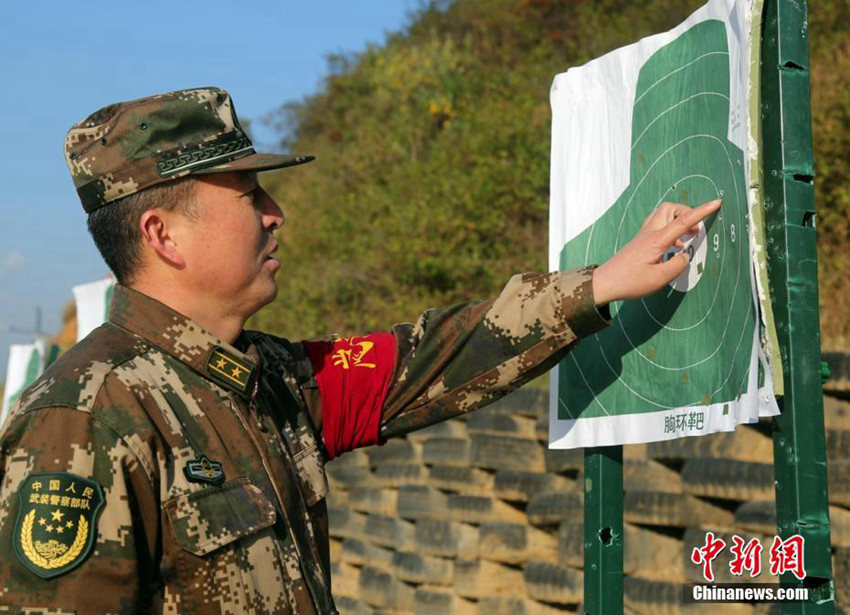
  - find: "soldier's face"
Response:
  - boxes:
[179,171,284,315]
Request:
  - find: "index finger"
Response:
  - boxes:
[658,199,722,245]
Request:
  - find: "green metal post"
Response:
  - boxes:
[583,446,623,615]
[761,0,835,612]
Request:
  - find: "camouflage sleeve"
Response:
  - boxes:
[379,266,610,438]
[0,406,158,613]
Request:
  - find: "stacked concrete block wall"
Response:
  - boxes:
[326,382,850,615]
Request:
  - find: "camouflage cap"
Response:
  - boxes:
[64,87,314,213]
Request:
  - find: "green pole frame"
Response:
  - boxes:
[579,2,835,613]
[761,0,835,611]
[583,446,624,615]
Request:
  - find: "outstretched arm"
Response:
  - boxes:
[381,197,722,437]
[302,198,721,452]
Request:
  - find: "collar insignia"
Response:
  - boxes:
[184,455,226,486]
[207,347,252,392]
[13,472,105,579]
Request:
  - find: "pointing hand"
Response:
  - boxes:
[591,198,722,305]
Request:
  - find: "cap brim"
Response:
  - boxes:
[193,152,315,175]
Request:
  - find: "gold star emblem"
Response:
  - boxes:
[215,358,227,369]
[66,520,73,528]
[231,366,243,378]
[45,524,54,533]
[38,517,46,526]
[55,525,64,534]
[50,509,64,522]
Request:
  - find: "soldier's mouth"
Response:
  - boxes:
[263,240,279,260]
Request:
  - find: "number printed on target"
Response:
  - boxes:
[557,19,756,420]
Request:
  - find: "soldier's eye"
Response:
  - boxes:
[251,189,264,209]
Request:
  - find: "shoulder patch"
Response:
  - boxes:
[13,473,105,579]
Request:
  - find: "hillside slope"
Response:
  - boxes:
[251,0,850,348]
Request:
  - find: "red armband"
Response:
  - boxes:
[303,333,396,460]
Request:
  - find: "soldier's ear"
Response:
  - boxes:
[139,208,186,270]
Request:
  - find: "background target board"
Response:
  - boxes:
[548,1,779,448]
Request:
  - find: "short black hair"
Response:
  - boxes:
[86,177,198,285]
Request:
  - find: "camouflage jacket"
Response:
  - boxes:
[0,268,608,614]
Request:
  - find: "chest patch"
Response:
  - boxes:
[13,472,105,579]
[184,455,226,485]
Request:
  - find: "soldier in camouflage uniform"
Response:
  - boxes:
[0,88,719,614]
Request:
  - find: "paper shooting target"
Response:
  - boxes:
[557,20,758,421]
